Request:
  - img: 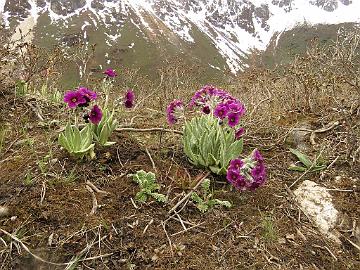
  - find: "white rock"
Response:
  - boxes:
[294,180,339,243]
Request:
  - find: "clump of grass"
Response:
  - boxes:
[0,126,7,155]
[261,215,277,242]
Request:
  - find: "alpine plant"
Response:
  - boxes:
[166,85,266,191]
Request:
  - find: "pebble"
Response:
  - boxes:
[0,206,9,217]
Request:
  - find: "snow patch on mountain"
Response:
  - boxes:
[1,0,360,73]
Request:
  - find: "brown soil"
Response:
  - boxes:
[0,90,359,270]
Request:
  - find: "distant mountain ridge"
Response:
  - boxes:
[0,0,359,73]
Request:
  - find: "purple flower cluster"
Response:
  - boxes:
[226,149,266,191]
[166,99,184,125]
[103,68,117,78]
[188,85,246,130]
[63,87,102,125]
[64,87,97,108]
[189,85,230,109]
[214,99,246,127]
[124,89,135,108]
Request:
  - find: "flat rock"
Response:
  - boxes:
[294,180,340,243]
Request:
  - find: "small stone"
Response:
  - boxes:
[0,206,9,217]
[335,176,342,182]
[286,233,296,241]
[50,158,58,164]
[10,216,17,222]
[278,238,286,244]
[151,254,159,261]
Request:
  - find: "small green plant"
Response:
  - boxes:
[128,170,167,203]
[0,126,6,154]
[39,84,62,103]
[190,179,231,213]
[288,148,327,172]
[58,123,95,159]
[24,172,33,186]
[15,80,28,96]
[92,109,118,146]
[183,114,243,175]
[261,215,277,241]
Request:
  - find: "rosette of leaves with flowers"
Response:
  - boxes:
[58,68,135,159]
[166,85,266,191]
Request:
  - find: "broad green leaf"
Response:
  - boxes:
[289,148,313,168]
[288,164,307,172]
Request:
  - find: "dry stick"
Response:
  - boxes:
[79,253,114,262]
[40,181,46,205]
[312,244,338,261]
[161,221,173,256]
[145,148,157,172]
[326,188,354,192]
[326,156,340,170]
[171,222,205,237]
[116,127,183,135]
[86,185,98,215]
[0,229,67,266]
[169,216,200,227]
[346,238,360,252]
[175,213,187,231]
[86,181,109,195]
[168,172,210,214]
[65,235,108,270]
[143,219,154,235]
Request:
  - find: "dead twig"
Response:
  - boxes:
[171,222,205,236]
[40,181,46,205]
[312,244,338,261]
[0,229,67,266]
[161,221,173,256]
[168,172,210,214]
[116,127,183,135]
[86,181,109,195]
[86,185,98,215]
[145,148,157,172]
[143,219,154,235]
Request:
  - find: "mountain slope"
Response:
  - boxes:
[1,0,360,74]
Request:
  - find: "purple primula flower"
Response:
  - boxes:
[235,127,245,140]
[226,169,247,190]
[227,149,266,191]
[89,105,103,125]
[166,99,184,125]
[214,103,228,119]
[124,89,135,108]
[78,87,97,101]
[252,148,264,162]
[227,100,246,116]
[124,100,134,108]
[202,105,211,114]
[226,169,241,185]
[103,68,117,78]
[227,112,240,127]
[125,89,135,102]
[229,159,244,170]
[64,90,86,108]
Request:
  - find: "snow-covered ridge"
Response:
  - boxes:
[1,0,360,73]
